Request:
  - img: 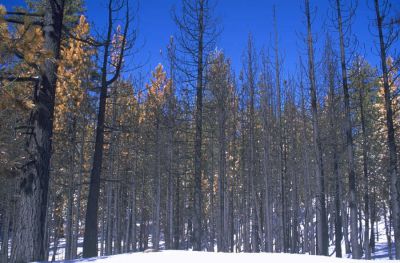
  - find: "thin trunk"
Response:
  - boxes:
[153,120,161,250]
[300,82,313,255]
[370,189,376,253]
[326,39,342,258]
[343,206,351,254]
[65,119,77,260]
[305,0,328,256]
[358,71,370,259]
[1,186,12,263]
[113,142,122,254]
[82,0,128,256]
[374,0,400,258]
[262,78,273,252]
[166,122,174,250]
[217,80,227,252]
[174,163,181,250]
[193,0,205,251]
[383,202,393,259]
[273,7,286,253]
[335,0,360,258]
[132,170,137,252]
[210,132,215,252]
[82,0,113,257]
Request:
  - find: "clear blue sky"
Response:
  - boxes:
[4,0,400,79]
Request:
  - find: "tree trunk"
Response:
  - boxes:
[193,0,205,252]
[82,1,112,255]
[72,116,87,258]
[335,0,360,258]
[374,0,400,258]
[65,119,77,260]
[209,132,216,252]
[10,1,64,262]
[262,81,273,252]
[174,162,181,250]
[153,120,161,250]
[305,0,328,256]
[1,184,13,263]
[273,7,286,253]
[357,70,370,259]
[326,39,342,258]
[370,190,376,253]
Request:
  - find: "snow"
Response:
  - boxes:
[38,250,393,263]
[40,219,394,262]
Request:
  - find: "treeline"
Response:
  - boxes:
[0,0,399,262]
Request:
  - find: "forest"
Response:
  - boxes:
[0,0,399,262]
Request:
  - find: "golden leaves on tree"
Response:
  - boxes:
[374,57,400,134]
[143,64,172,120]
[54,15,93,132]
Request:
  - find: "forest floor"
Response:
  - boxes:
[42,222,394,262]
[42,238,394,262]
[41,248,394,263]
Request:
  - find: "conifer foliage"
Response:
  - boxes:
[0,0,400,262]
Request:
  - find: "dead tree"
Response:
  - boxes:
[373,0,400,259]
[82,0,131,257]
[333,0,360,258]
[304,0,328,256]
[173,0,219,250]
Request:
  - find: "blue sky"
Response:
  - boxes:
[4,0,400,80]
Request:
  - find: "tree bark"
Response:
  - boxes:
[10,1,65,262]
[82,0,129,257]
[83,0,113,256]
[374,0,400,258]
[305,0,328,256]
[357,65,371,259]
[193,0,205,251]
[335,0,360,258]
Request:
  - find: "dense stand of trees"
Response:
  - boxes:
[0,0,399,262]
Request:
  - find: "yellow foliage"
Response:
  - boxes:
[374,57,400,135]
[54,15,93,132]
[141,64,172,123]
[146,64,171,107]
[111,25,124,71]
[16,26,45,64]
[0,5,6,16]
[0,81,34,112]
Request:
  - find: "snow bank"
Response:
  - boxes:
[45,250,392,263]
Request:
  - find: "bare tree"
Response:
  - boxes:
[173,0,218,250]
[324,36,343,258]
[272,6,287,253]
[82,0,132,257]
[373,0,400,259]
[334,0,360,258]
[304,0,328,256]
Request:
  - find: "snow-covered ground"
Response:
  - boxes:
[42,221,394,262]
[39,250,394,263]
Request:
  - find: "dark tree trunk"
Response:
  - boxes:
[82,0,113,256]
[357,68,371,259]
[273,7,286,253]
[374,0,400,258]
[10,1,65,262]
[193,0,205,252]
[335,0,360,258]
[1,181,13,263]
[325,38,342,258]
[305,0,328,256]
[82,0,129,257]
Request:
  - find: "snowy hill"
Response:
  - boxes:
[42,250,393,263]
